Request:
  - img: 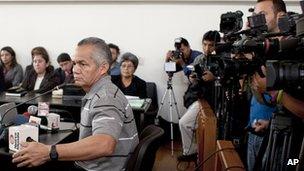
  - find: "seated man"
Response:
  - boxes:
[178,30,221,161]
[108,43,121,76]
[54,53,74,84]
[12,37,139,171]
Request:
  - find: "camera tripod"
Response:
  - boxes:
[262,108,293,171]
[155,72,181,156]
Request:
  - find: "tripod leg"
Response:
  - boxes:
[168,89,174,156]
[170,87,181,119]
[281,132,289,171]
[270,131,278,171]
[296,136,304,171]
[155,89,169,124]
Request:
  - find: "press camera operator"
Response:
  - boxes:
[239,0,304,170]
[244,1,286,170]
[165,37,202,77]
[178,31,221,161]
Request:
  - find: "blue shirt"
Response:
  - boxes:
[249,94,276,125]
[182,50,202,76]
[110,61,120,76]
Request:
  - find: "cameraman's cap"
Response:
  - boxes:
[57,53,71,63]
[174,37,189,47]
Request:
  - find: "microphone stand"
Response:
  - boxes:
[0,83,67,127]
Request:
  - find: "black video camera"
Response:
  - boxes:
[220,10,243,35]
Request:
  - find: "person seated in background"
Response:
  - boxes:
[0,46,23,89]
[178,30,221,161]
[21,46,60,93]
[54,53,74,84]
[0,67,5,92]
[111,52,147,98]
[108,43,121,75]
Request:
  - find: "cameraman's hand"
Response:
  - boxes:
[252,66,266,93]
[189,74,198,84]
[252,119,269,132]
[165,50,173,62]
[202,71,215,82]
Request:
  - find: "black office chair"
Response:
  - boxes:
[143,82,158,127]
[126,125,164,171]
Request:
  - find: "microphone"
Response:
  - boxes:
[27,105,38,116]
[0,83,67,127]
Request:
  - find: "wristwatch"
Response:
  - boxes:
[49,145,59,161]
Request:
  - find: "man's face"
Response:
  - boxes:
[110,48,119,62]
[180,44,191,58]
[202,40,216,55]
[73,45,107,92]
[59,60,73,73]
[254,1,278,32]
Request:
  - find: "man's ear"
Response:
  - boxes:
[99,63,110,75]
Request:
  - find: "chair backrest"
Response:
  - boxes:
[126,125,164,171]
[146,82,158,112]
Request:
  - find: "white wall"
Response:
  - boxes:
[0,1,301,122]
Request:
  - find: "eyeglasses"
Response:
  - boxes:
[121,64,134,69]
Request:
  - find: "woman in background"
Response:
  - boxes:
[0,67,5,92]
[22,46,59,93]
[111,52,147,98]
[0,46,23,89]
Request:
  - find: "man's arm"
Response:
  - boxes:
[12,134,116,167]
[281,92,304,119]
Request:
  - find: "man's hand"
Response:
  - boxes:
[165,50,185,66]
[252,119,269,132]
[202,70,215,82]
[189,73,198,84]
[252,66,266,93]
[165,50,173,62]
[12,142,51,168]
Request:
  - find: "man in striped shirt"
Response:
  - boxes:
[12,37,138,171]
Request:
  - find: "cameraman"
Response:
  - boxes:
[165,37,202,76]
[178,31,220,161]
[247,0,287,170]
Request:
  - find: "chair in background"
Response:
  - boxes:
[143,82,158,127]
[126,125,164,171]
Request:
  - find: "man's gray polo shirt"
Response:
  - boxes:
[75,75,138,171]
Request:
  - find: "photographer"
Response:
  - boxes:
[178,31,220,161]
[165,37,202,77]
[246,0,287,170]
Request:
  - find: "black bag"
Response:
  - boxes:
[183,83,200,109]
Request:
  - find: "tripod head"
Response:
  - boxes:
[166,72,174,89]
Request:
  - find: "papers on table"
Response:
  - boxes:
[125,95,145,108]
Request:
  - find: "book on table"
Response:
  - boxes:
[5,86,27,97]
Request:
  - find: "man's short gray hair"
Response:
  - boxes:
[77,37,112,68]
